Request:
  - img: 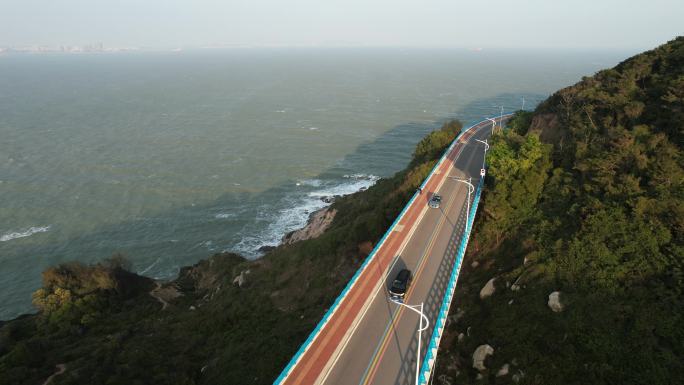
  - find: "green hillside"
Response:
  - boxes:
[434,37,683,385]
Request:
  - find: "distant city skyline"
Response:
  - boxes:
[2,0,682,51]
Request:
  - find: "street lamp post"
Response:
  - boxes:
[390,298,429,385]
[485,117,497,136]
[392,138,488,385]
[474,139,489,169]
[448,177,474,229]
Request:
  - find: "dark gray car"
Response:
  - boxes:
[428,194,441,208]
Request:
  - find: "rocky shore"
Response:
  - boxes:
[281,207,337,245]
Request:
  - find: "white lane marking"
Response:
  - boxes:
[355,168,468,385]
[280,117,511,385]
[316,124,489,385]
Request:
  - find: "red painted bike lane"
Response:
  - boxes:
[280,123,486,385]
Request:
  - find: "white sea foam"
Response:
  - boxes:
[230,174,379,258]
[343,173,377,180]
[215,213,236,219]
[308,174,379,198]
[298,179,322,187]
[201,240,217,251]
[231,197,327,258]
[0,225,51,242]
[139,257,162,275]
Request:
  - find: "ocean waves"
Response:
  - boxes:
[230,174,379,258]
[0,225,51,242]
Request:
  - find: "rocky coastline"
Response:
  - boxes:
[281,206,337,246]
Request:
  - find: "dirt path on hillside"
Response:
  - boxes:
[42,364,66,385]
[150,281,170,310]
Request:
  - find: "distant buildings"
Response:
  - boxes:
[0,43,138,54]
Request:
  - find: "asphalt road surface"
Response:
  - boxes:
[279,116,509,385]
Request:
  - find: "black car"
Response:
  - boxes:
[389,269,412,299]
[428,194,442,208]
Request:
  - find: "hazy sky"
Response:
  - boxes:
[2,0,682,50]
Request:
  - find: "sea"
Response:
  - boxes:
[0,48,630,319]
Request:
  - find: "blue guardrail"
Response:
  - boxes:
[273,116,505,385]
[416,112,511,384]
[417,173,485,385]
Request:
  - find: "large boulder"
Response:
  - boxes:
[479,278,496,299]
[548,291,564,312]
[472,344,494,371]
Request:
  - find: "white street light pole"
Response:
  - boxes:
[521,96,526,111]
[390,299,429,385]
[475,139,489,170]
[448,176,474,231]
[485,117,497,136]
[500,106,504,127]
[475,138,489,152]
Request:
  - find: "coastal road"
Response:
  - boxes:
[276,116,509,385]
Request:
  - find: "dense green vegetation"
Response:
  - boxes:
[435,37,683,384]
[0,119,463,384]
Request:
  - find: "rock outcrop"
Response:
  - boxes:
[472,344,494,371]
[479,278,496,299]
[320,196,336,204]
[233,269,250,288]
[258,245,276,253]
[529,112,564,144]
[496,363,510,377]
[176,253,245,292]
[282,207,337,245]
[150,282,181,310]
[512,370,525,383]
[548,291,564,312]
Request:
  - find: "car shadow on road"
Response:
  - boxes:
[379,256,409,374]
[391,202,468,384]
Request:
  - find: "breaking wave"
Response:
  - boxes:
[230,174,379,258]
[0,226,51,242]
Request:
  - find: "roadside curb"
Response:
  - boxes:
[274,115,512,385]
[417,114,513,384]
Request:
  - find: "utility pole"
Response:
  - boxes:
[521,96,525,111]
